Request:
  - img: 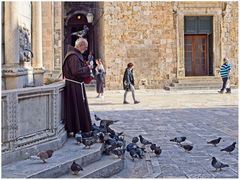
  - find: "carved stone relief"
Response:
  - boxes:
[19,26,33,63]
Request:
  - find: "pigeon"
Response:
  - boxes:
[180,144,193,152]
[75,131,82,144]
[71,161,83,175]
[135,147,145,159]
[126,143,138,152]
[82,137,96,148]
[103,144,116,155]
[150,143,156,152]
[170,137,186,144]
[139,135,152,146]
[71,25,89,38]
[129,149,138,161]
[100,119,119,128]
[94,114,102,121]
[36,149,54,163]
[154,146,162,156]
[211,157,229,171]
[97,132,105,143]
[111,148,126,158]
[207,137,222,146]
[132,137,139,144]
[220,142,236,154]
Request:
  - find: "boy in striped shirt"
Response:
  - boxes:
[218,57,231,94]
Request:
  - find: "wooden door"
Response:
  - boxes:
[184,35,208,76]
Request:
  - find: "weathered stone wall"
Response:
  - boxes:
[102,2,177,90]
[42,2,63,79]
[42,2,54,76]
[222,2,238,85]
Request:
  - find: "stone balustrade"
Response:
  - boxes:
[1,81,67,164]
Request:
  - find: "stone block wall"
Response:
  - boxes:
[101,2,177,89]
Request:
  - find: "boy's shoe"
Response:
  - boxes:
[226,88,231,94]
[123,101,129,104]
[218,90,223,94]
[134,100,140,104]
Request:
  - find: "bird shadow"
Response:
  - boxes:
[27,161,47,165]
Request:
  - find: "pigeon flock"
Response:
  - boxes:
[27,114,236,176]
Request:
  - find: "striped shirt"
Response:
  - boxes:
[220,63,231,78]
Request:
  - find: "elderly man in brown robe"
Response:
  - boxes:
[62,38,93,136]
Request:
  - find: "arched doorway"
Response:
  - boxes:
[64,8,94,60]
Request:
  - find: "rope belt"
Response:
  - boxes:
[65,78,85,101]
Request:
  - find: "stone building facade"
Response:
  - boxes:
[1,1,238,90]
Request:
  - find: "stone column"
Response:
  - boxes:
[176,13,185,78]
[2,2,28,90]
[213,14,222,77]
[32,2,45,86]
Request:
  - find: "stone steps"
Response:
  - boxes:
[2,138,103,178]
[60,155,124,178]
[164,77,235,91]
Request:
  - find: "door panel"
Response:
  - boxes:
[184,35,208,76]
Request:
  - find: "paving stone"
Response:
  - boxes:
[86,89,238,178]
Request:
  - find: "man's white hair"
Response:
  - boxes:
[75,38,88,47]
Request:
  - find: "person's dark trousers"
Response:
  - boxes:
[220,77,228,92]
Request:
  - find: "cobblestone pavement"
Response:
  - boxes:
[86,89,238,178]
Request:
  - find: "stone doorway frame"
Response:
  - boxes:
[175,2,225,79]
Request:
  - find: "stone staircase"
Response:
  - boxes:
[164,76,234,91]
[2,138,124,178]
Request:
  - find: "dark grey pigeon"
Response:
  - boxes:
[111,148,125,158]
[132,137,139,144]
[100,119,119,128]
[207,137,222,146]
[82,137,96,148]
[139,135,152,146]
[126,143,138,152]
[71,161,83,175]
[129,149,138,161]
[170,137,186,144]
[180,144,193,152]
[94,114,102,121]
[211,157,229,171]
[150,144,156,152]
[220,142,236,154]
[154,146,162,156]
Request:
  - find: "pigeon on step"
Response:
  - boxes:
[211,157,229,171]
[35,149,54,163]
[75,131,82,144]
[82,137,96,148]
[207,137,222,146]
[71,161,83,175]
[111,148,126,158]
